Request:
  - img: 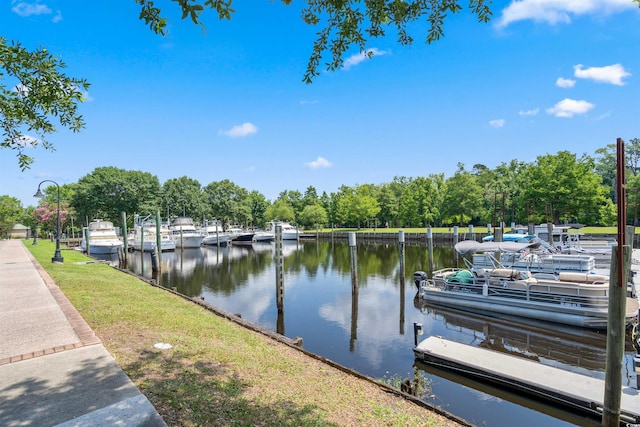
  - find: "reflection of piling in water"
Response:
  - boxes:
[349,232,358,352]
[399,230,405,335]
[275,225,284,335]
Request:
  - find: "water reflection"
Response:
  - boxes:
[119,240,637,427]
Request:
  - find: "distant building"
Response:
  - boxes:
[7,223,29,239]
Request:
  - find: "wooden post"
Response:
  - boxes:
[427,227,434,273]
[602,246,631,426]
[603,137,628,427]
[155,210,162,267]
[151,248,159,273]
[84,227,91,256]
[121,212,128,261]
[140,222,145,276]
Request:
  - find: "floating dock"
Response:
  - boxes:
[414,336,640,424]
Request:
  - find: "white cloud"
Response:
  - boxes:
[546,98,594,118]
[573,64,630,86]
[489,119,506,128]
[305,157,332,169]
[14,135,38,147]
[12,2,51,17]
[300,100,319,105]
[219,122,258,138]
[556,77,575,88]
[496,0,635,29]
[519,108,540,116]
[342,48,389,71]
[52,10,62,23]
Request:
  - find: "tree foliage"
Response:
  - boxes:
[203,179,251,226]
[0,195,24,237]
[136,0,493,83]
[518,151,607,224]
[440,164,483,225]
[0,37,89,170]
[72,167,162,226]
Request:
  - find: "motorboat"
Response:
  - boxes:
[80,219,124,255]
[414,240,639,330]
[170,217,204,248]
[484,223,615,263]
[227,227,255,245]
[456,240,602,276]
[252,229,274,243]
[266,221,300,240]
[129,222,176,252]
[200,221,231,246]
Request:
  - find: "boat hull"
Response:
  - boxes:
[419,286,638,330]
[84,242,123,255]
[174,235,204,248]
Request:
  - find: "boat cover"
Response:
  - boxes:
[454,240,537,255]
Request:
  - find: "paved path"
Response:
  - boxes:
[0,240,166,427]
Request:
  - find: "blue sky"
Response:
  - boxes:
[2,0,640,207]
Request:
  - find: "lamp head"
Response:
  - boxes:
[34,188,44,198]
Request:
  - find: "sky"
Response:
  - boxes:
[1,0,640,207]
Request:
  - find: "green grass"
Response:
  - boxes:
[26,240,460,427]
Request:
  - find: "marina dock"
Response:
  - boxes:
[414,248,640,424]
[414,336,640,424]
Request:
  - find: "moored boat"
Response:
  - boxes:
[415,240,639,330]
[200,221,231,246]
[266,221,300,240]
[81,219,124,255]
[227,227,255,245]
[170,217,204,248]
[128,219,176,252]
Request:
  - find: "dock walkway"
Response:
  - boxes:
[414,336,640,424]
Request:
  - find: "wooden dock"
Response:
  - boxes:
[414,336,640,424]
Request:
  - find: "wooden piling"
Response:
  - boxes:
[121,212,128,262]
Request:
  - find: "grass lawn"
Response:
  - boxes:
[26,240,464,427]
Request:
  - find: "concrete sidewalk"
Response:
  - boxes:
[0,240,166,427]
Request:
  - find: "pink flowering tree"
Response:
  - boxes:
[35,201,69,236]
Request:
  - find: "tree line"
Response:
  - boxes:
[1,140,639,237]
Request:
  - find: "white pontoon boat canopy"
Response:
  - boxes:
[454,240,538,255]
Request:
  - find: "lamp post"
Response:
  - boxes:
[34,180,64,263]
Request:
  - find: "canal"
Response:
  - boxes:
[103,239,637,426]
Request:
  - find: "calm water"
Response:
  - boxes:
[102,240,638,426]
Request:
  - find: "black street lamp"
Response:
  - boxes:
[34,180,64,263]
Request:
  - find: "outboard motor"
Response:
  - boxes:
[413,271,428,289]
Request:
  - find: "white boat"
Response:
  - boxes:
[252,229,274,243]
[200,222,231,246]
[81,219,124,255]
[267,221,300,240]
[485,223,615,263]
[129,222,176,252]
[415,240,639,330]
[456,240,602,276]
[170,217,204,248]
